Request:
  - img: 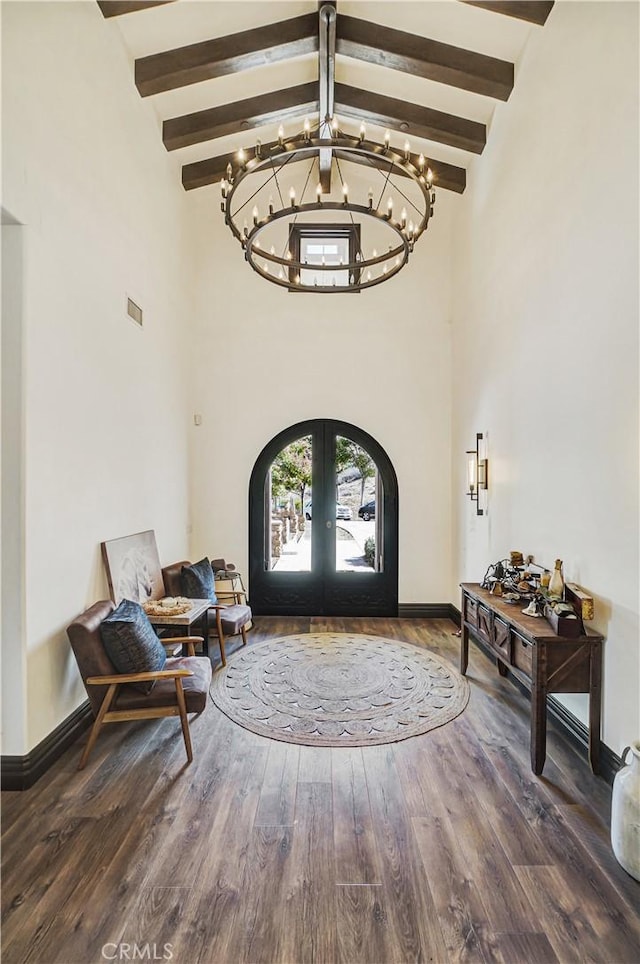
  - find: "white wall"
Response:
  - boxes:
[1,1,195,753]
[451,0,639,754]
[187,188,456,604]
[1,219,28,756]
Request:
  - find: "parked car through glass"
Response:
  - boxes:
[305,502,352,521]
[358,500,375,521]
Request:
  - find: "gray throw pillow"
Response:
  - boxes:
[181,557,217,604]
[100,599,166,694]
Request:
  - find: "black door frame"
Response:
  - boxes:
[249,419,399,616]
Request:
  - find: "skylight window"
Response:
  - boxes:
[288,224,361,291]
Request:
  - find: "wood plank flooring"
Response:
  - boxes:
[2,617,639,964]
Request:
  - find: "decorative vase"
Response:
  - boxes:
[611,741,640,881]
[548,559,565,598]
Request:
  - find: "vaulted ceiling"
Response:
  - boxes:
[97,0,554,196]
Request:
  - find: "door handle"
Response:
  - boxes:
[326,520,332,528]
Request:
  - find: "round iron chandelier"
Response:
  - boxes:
[220,5,436,294]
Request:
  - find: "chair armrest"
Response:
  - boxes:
[161,636,203,657]
[210,599,249,610]
[86,669,193,685]
[161,636,204,645]
[214,591,247,603]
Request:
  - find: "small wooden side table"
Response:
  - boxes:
[148,599,211,658]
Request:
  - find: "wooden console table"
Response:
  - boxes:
[460,583,604,775]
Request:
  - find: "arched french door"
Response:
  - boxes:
[249,419,398,616]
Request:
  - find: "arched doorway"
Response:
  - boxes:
[249,419,398,616]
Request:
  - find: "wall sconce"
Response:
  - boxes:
[466,432,488,516]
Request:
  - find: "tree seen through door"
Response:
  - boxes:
[266,434,380,573]
[334,436,380,572]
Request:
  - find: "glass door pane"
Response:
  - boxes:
[334,436,381,573]
[265,435,312,572]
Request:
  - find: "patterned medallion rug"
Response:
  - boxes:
[210,633,470,747]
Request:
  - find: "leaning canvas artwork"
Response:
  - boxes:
[101,530,164,604]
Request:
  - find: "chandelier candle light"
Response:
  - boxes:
[220,4,435,293]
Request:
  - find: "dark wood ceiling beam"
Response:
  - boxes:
[334,83,486,154]
[97,1,175,17]
[135,13,319,97]
[166,87,479,183]
[332,148,465,193]
[163,83,319,152]
[182,141,465,195]
[460,2,554,26]
[182,146,301,192]
[336,15,514,101]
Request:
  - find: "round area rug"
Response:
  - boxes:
[210,633,470,747]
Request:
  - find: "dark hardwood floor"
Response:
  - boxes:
[2,617,639,964]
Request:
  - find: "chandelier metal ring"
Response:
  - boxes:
[220,4,436,293]
[222,133,435,293]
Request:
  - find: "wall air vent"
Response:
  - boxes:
[126,296,143,327]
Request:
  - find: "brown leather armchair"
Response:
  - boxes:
[67,600,212,770]
[162,561,251,667]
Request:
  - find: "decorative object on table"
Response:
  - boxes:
[143,597,193,617]
[542,590,586,637]
[566,583,595,622]
[611,741,640,881]
[481,556,585,620]
[481,555,594,630]
[482,559,513,593]
[481,557,538,598]
[211,633,469,747]
[543,608,582,636]
[101,530,164,605]
[548,558,565,599]
[536,561,594,635]
[510,551,524,567]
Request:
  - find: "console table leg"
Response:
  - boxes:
[530,644,548,775]
[589,641,602,774]
[531,683,547,775]
[460,624,469,675]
